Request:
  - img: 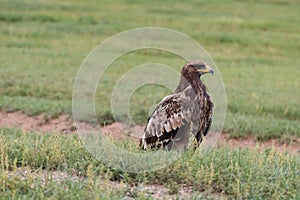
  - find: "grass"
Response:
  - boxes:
[0,128,299,199]
[0,0,299,198]
[0,0,299,139]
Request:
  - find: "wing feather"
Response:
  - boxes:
[141,86,197,149]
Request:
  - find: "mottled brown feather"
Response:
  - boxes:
[140,61,214,150]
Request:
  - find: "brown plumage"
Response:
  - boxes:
[140,61,214,150]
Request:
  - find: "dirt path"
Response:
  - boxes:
[0,111,299,155]
[0,111,76,134]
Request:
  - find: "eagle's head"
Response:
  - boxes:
[182,61,214,77]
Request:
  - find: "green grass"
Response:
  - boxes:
[0,1,300,198]
[0,128,299,199]
[1,0,299,139]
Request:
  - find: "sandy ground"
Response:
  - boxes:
[0,111,299,155]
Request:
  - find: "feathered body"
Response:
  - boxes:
[140,61,214,150]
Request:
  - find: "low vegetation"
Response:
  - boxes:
[0,128,299,199]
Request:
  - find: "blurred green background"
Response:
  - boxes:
[0,0,299,139]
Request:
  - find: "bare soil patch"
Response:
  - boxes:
[0,111,76,134]
[217,133,300,155]
[0,111,299,155]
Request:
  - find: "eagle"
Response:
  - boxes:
[140,61,214,150]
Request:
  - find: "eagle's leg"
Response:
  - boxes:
[163,140,173,151]
[196,131,203,144]
[196,131,203,145]
[190,131,203,151]
[165,124,190,151]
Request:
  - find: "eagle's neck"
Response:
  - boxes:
[174,76,189,93]
[174,74,205,95]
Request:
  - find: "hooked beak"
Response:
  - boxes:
[197,65,214,75]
